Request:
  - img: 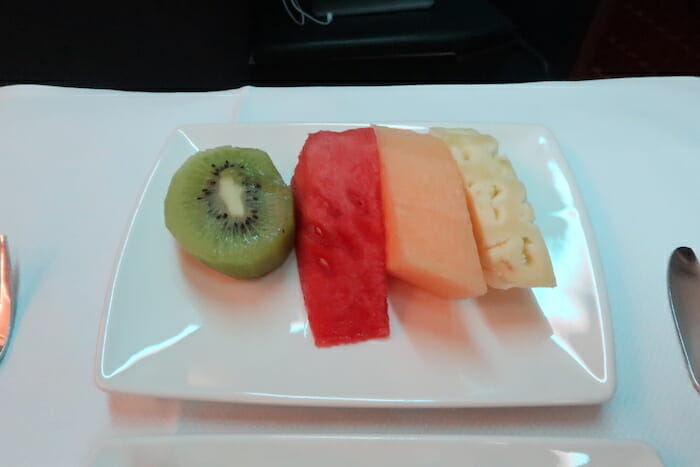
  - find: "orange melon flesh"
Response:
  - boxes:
[374,126,487,299]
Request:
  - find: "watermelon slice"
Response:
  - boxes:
[292,128,389,347]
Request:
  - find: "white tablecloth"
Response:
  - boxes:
[0,78,698,466]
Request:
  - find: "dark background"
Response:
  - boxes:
[0,0,697,91]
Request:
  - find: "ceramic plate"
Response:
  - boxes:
[89,435,661,467]
[96,123,614,406]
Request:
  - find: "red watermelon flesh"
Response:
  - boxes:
[292,128,389,347]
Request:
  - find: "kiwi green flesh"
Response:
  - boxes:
[164,146,295,279]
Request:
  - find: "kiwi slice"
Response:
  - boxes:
[164,145,295,279]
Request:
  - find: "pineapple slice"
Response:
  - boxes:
[430,127,556,289]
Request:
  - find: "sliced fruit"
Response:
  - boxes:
[164,145,295,279]
[292,128,389,347]
[373,126,486,299]
[430,127,556,289]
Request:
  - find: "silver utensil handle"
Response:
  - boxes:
[0,236,12,352]
[668,246,700,393]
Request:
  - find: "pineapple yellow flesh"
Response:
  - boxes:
[430,127,556,289]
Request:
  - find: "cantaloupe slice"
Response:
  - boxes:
[373,126,487,299]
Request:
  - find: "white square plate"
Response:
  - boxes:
[96,123,614,407]
[89,435,662,467]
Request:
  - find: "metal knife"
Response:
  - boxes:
[668,246,700,393]
[0,235,13,362]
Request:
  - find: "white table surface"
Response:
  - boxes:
[0,77,698,466]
